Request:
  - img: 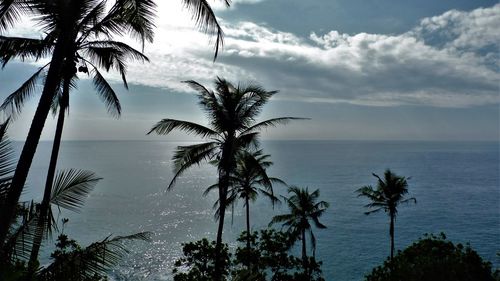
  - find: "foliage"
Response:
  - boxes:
[39,234,106,281]
[365,233,498,281]
[150,77,302,279]
[270,186,329,258]
[173,229,326,281]
[357,169,416,259]
[233,229,325,281]
[173,238,231,281]
[38,232,151,281]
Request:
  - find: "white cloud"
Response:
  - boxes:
[3,2,499,108]
[119,3,499,108]
[415,4,500,51]
[211,0,267,10]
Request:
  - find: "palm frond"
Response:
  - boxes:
[0,63,49,118]
[401,197,417,205]
[0,119,14,183]
[4,201,39,261]
[85,40,149,61]
[50,169,102,212]
[269,213,294,227]
[183,80,213,96]
[109,0,156,46]
[168,142,218,189]
[182,0,225,60]
[90,65,122,117]
[0,0,28,32]
[243,117,307,134]
[39,231,152,279]
[148,119,217,138]
[203,182,219,197]
[83,41,148,89]
[76,0,107,36]
[236,132,260,150]
[0,36,53,67]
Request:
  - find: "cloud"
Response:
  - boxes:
[4,2,500,108]
[211,0,267,10]
[415,4,500,52]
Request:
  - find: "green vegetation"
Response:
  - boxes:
[365,233,499,281]
[205,149,285,254]
[0,0,157,247]
[173,229,326,281]
[0,1,497,280]
[357,169,416,259]
[270,186,329,277]
[0,0,228,279]
[148,77,302,280]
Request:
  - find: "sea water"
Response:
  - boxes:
[17,140,499,281]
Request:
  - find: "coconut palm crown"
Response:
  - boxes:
[270,186,329,260]
[205,149,285,252]
[356,169,416,259]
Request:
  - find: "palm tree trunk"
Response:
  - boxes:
[0,34,71,250]
[214,173,227,281]
[214,138,235,281]
[390,214,395,259]
[28,81,69,270]
[302,229,308,276]
[245,197,251,252]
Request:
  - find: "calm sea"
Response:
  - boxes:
[16,140,500,281]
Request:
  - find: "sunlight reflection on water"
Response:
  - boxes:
[20,140,499,281]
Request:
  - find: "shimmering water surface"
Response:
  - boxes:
[18,140,499,281]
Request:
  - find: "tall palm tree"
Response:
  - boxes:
[356,169,416,259]
[205,149,284,252]
[0,0,227,250]
[1,27,149,268]
[270,186,329,276]
[0,0,156,250]
[148,77,301,280]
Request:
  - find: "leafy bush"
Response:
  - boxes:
[233,229,325,281]
[173,238,231,281]
[366,233,498,281]
[173,229,326,281]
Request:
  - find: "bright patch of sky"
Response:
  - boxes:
[0,0,498,140]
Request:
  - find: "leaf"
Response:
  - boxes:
[148,119,217,138]
[0,63,49,118]
[90,66,122,117]
[50,169,102,212]
[39,231,152,279]
[182,0,226,60]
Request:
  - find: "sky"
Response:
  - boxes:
[0,0,499,141]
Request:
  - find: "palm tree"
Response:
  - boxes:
[356,169,416,259]
[0,0,227,248]
[270,186,329,276]
[0,0,155,250]
[148,77,302,280]
[205,149,284,252]
[1,25,149,268]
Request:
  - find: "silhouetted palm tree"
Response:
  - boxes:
[205,149,284,252]
[270,186,329,275]
[0,0,227,251]
[1,29,149,268]
[148,77,301,280]
[0,0,155,250]
[357,169,416,259]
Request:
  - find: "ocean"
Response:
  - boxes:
[17,140,500,281]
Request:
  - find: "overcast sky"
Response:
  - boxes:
[1,0,499,141]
